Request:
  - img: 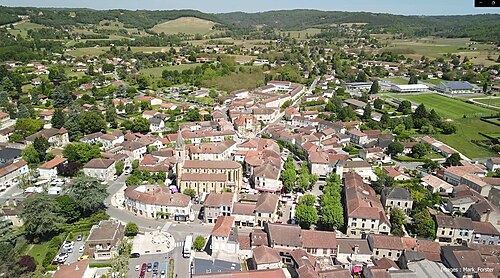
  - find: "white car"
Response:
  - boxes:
[112,175,118,181]
[79,246,85,253]
[135,265,140,271]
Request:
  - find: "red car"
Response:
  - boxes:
[139,263,147,278]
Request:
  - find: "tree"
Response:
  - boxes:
[51,108,66,129]
[408,74,418,84]
[446,153,461,166]
[322,204,344,230]
[369,80,379,94]
[362,104,372,120]
[106,104,117,128]
[387,142,404,157]
[440,122,457,134]
[295,204,318,229]
[299,194,316,207]
[18,255,36,274]
[64,104,84,140]
[17,104,30,118]
[390,207,407,237]
[125,222,139,236]
[80,111,107,134]
[22,145,40,165]
[374,98,384,109]
[125,175,141,186]
[67,176,108,215]
[131,117,150,133]
[412,209,435,239]
[413,104,427,119]
[193,236,206,251]
[52,87,72,108]
[183,188,196,199]
[422,159,440,172]
[411,142,430,158]
[397,100,412,115]
[20,268,51,278]
[280,168,296,193]
[21,194,66,241]
[12,118,43,142]
[33,136,50,161]
[115,161,125,175]
[56,195,81,223]
[184,109,201,122]
[63,143,101,164]
[136,75,149,90]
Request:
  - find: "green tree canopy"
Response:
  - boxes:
[63,143,102,164]
[387,142,404,157]
[21,194,66,241]
[295,204,318,229]
[51,108,66,129]
[125,222,139,236]
[193,236,206,251]
[67,176,109,215]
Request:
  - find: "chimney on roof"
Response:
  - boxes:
[353,244,359,254]
[486,208,491,222]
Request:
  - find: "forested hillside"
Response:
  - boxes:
[0,6,499,42]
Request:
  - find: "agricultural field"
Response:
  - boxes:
[140,63,203,78]
[201,71,265,92]
[67,47,106,56]
[7,20,45,37]
[394,93,499,158]
[151,17,216,35]
[381,37,499,66]
[284,28,322,39]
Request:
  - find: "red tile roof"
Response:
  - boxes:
[211,216,235,237]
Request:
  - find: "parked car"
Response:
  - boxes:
[153,262,159,272]
[112,175,118,181]
[135,265,140,271]
[76,234,83,241]
[79,246,85,253]
[147,262,152,272]
[130,252,140,258]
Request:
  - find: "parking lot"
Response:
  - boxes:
[55,235,86,265]
[129,254,170,278]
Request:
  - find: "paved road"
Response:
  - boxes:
[0,183,24,204]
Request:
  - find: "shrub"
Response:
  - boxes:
[42,250,56,267]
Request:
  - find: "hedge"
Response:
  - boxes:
[89,262,113,268]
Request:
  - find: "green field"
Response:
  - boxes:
[474,97,500,108]
[141,63,203,77]
[201,71,265,92]
[396,94,496,119]
[382,77,408,85]
[394,93,498,158]
[381,37,499,66]
[28,241,51,265]
[8,20,45,37]
[285,28,322,40]
[151,17,216,35]
[67,47,106,56]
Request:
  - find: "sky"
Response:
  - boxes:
[0,0,498,15]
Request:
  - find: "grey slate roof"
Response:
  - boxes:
[437,81,474,90]
[0,148,22,161]
[383,187,413,201]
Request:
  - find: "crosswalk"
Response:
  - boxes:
[174,241,183,248]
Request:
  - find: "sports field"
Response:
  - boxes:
[395,93,498,158]
[474,97,500,108]
[151,17,216,35]
[397,94,496,119]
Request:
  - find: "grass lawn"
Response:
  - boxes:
[474,97,500,108]
[201,71,264,92]
[67,47,106,56]
[396,94,496,119]
[424,78,446,85]
[435,117,499,158]
[151,17,216,35]
[141,63,203,78]
[382,77,408,85]
[28,241,51,266]
[394,93,498,158]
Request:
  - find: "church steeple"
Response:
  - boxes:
[176,129,185,163]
